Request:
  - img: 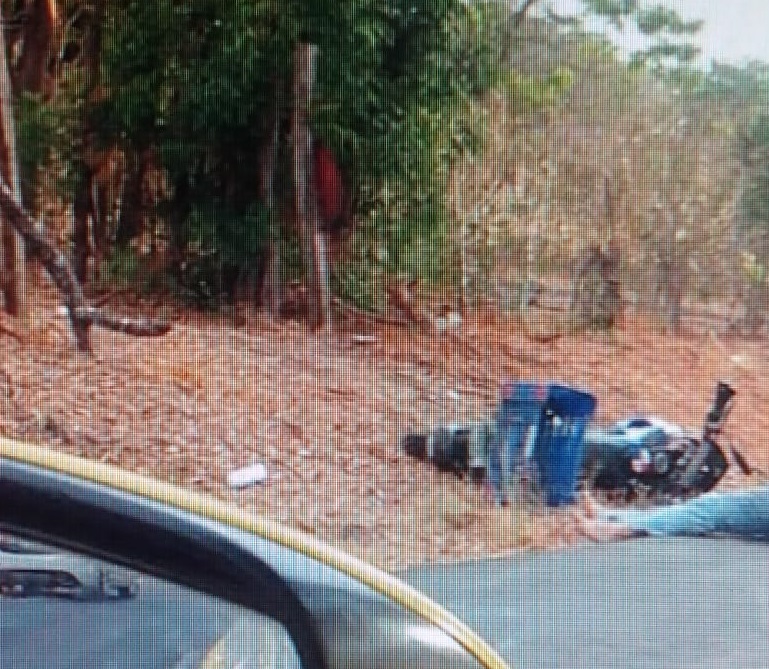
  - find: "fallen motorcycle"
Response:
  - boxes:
[402,381,752,505]
[581,381,751,502]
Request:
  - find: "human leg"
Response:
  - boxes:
[591,486,769,540]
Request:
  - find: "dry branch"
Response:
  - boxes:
[0,318,23,342]
[513,0,541,27]
[0,179,171,352]
[385,279,433,332]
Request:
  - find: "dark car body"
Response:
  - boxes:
[0,437,509,669]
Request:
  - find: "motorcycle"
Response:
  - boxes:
[581,381,752,502]
[402,381,752,504]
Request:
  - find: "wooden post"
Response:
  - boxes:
[260,84,282,315]
[292,43,331,331]
[0,21,25,316]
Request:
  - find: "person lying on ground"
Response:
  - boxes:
[574,485,769,543]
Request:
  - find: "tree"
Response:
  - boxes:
[292,43,331,330]
[578,0,703,72]
[0,15,25,316]
[689,62,769,329]
[10,0,61,96]
[88,0,503,310]
[737,112,769,327]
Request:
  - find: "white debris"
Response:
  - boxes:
[731,353,750,370]
[228,463,267,488]
[433,311,463,333]
[351,334,378,345]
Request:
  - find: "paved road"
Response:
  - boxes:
[3,537,768,669]
[0,578,236,669]
[405,537,769,669]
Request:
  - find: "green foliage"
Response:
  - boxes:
[186,202,269,269]
[740,113,769,233]
[332,260,384,312]
[741,251,767,287]
[501,67,574,114]
[580,0,703,43]
[13,89,81,197]
[635,5,703,36]
[92,0,506,294]
[580,0,637,30]
[580,0,702,73]
[629,40,700,70]
[99,245,141,288]
[100,1,279,166]
[169,201,269,306]
[698,61,769,118]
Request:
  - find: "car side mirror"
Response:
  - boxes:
[192,612,303,669]
[1,530,302,669]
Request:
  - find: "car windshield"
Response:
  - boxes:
[2,1,769,668]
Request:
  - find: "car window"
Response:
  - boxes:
[0,532,301,669]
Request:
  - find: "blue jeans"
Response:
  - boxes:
[487,418,537,504]
[599,486,769,540]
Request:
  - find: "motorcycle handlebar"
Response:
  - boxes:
[704,380,735,436]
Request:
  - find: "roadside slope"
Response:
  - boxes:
[2,286,767,569]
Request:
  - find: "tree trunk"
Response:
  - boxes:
[80,0,106,88]
[72,178,92,283]
[260,86,282,315]
[0,21,25,316]
[13,0,60,96]
[513,0,542,27]
[653,200,684,332]
[569,244,622,330]
[292,43,331,331]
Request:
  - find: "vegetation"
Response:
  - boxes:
[3,0,769,332]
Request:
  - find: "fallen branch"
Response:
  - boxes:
[75,306,171,337]
[331,297,407,327]
[0,317,22,342]
[0,179,171,352]
[384,279,433,332]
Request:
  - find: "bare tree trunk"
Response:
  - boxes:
[260,85,282,315]
[513,0,542,27]
[569,243,622,330]
[72,180,92,282]
[653,199,684,332]
[522,158,549,311]
[80,0,105,88]
[292,43,331,331]
[13,0,61,96]
[0,22,25,316]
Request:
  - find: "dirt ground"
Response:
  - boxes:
[2,278,768,571]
